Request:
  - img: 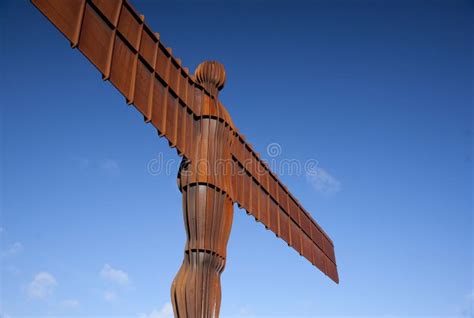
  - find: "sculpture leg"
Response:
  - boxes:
[171,184,233,318]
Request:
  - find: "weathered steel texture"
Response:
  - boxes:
[31,0,339,316]
[173,92,234,315]
[230,138,339,282]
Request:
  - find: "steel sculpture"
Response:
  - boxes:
[31,1,339,316]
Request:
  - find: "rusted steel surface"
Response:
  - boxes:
[230,141,339,282]
[31,0,339,316]
[173,74,234,313]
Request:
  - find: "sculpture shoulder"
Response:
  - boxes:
[200,98,235,130]
[217,101,235,129]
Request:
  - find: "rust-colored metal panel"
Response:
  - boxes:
[117,4,141,50]
[322,235,336,263]
[139,28,157,69]
[165,92,178,147]
[246,151,256,183]
[324,256,338,283]
[300,210,312,238]
[200,94,210,116]
[290,220,302,255]
[251,179,259,220]
[207,118,217,186]
[252,153,262,185]
[110,36,136,101]
[231,163,239,203]
[204,187,215,249]
[32,0,84,43]
[191,113,201,161]
[185,80,195,112]
[196,118,210,183]
[184,109,194,160]
[155,44,170,83]
[133,59,153,117]
[193,85,203,116]
[268,174,278,201]
[168,60,180,95]
[179,71,188,103]
[151,76,167,135]
[208,97,219,118]
[260,162,269,190]
[175,102,186,155]
[278,185,289,216]
[196,185,207,248]
[302,233,313,263]
[243,146,253,175]
[279,210,290,243]
[311,223,323,250]
[78,4,113,75]
[231,138,243,165]
[259,190,269,227]
[91,0,121,26]
[288,198,299,226]
[235,163,245,206]
[313,243,326,274]
[242,171,251,211]
[268,198,279,237]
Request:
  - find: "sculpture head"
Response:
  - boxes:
[194,61,226,97]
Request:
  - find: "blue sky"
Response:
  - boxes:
[1,0,472,317]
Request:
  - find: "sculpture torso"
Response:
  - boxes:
[172,62,234,317]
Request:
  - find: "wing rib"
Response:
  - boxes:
[231,134,339,283]
[31,0,214,159]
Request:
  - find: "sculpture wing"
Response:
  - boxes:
[231,134,339,283]
[31,0,211,160]
[32,0,339,283]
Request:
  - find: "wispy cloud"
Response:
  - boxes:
[76,158,90,170]
[27,272,57,300]
[238,306,254,316]
[103,290,117,302]
[98,264,132,303]
[74,157,120,176]
[60,299,80,308]
[2,241,24,258]
[139,303,173,318]
[100,159,121,177]
[100,264,130,286]
[458,290,474,317]
[306,167,341,196]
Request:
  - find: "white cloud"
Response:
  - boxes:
[306,167,341,196]
[27,272,57,300]
[60,299,80,308]
[100,159,120,176]
[2,242,24,258]
[100,264,130,286]
[238,306,254,316]
[139,303,173,318]
[457,291,474,317]
[103,290,117,302]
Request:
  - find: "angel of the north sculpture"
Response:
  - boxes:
[31,0,339,317]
